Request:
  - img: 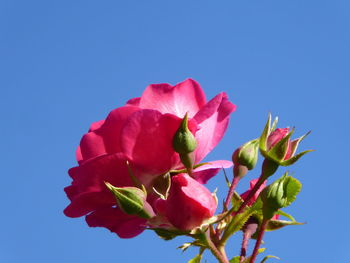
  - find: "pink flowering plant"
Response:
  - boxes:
[64,79,312,263]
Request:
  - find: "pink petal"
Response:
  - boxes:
[126,97,141,106]
[77,106,139,164]
[64,153,133,218]
[193,92,236,163]
[163,174,217,230]
[99,106,140,154]
[139,79,207,118]
[121,109,197,175]
[89,120,105,132]
[78,132,107,164]
[86,207,146,238]
[192,160,233,184]
[266,128,290,150]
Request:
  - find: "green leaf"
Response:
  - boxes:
[266,219,304,231]
[229,256,240,263]
[282,175,302,207]
[188,254,202,263]
[222,204,260,242]
[260,255,280,263]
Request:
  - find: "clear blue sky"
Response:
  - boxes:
[1,0,349,262]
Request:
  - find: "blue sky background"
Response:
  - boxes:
[1,0,349,262]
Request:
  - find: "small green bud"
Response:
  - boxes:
[105,182,155,219]
[173,113,197,174]
[260,173,302,219]
[232,138,259,170]
[259,113,313,166]
[173,113,197,154]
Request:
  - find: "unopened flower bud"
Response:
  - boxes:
[105,182,155,219]
[232,138,259,170]
[173,113,197,174]
[260,173,301,220]
[155,174,217,231]
[259,114,313,166]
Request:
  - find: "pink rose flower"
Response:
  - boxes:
[155,174,217,231]
[64,79,236,237]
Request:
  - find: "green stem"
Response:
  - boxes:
[204,231,229,263]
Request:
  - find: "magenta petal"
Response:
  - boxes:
[89,120,105,132]
[76,106,139,164]
[194,92,236,163]
[266,128,290,150]
[78,132,107,164]
[126,97,141,106]
[139,79,207,118]
[86,207,146,238]
[64,153,133,217]
[121,109,190,175]
[192,160,233,184]
[164,174,217,230]
[98,106,140,154]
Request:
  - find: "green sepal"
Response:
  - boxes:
[260,255,280,263]
[188,254,202,263]
[260,113,273,152]
[289,131,311,157]
[151,228,190,240]
[169,162,210,175]
[266,220,304,231]
[280,149,314,166]
[178,241,206,252]
[178,243,192,252]
[223,168,231,188]
[152,172,171,199]
[276,209,296,221]
[126,160,142,188]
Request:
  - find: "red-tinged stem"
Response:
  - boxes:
[224,176,241,210]
[235,159,278,215]
[235,175,265,215]
[240,218,258,263]
[214,164,248,242]
[249,219,268,263]
[224,164,248,210]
